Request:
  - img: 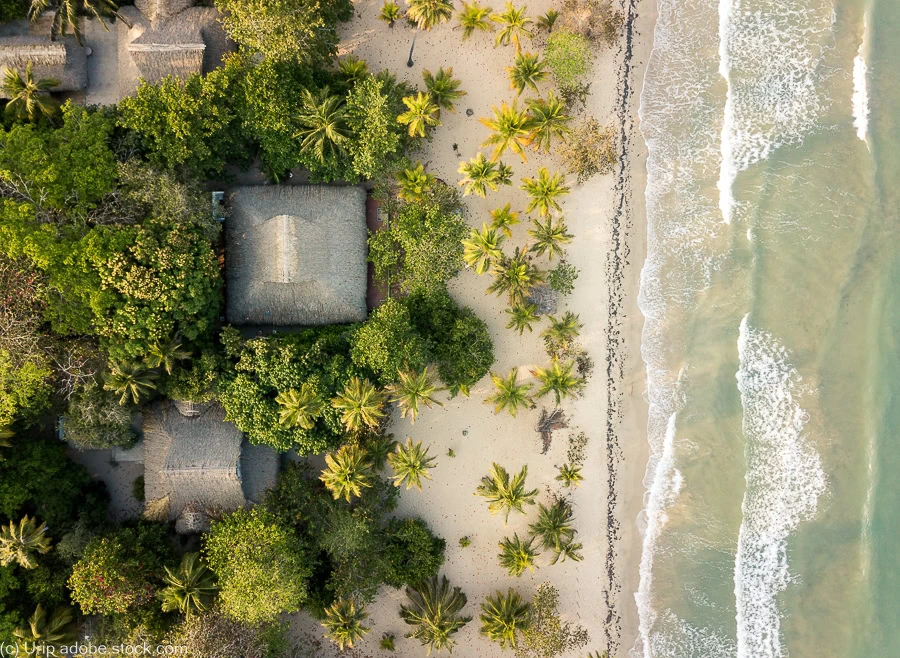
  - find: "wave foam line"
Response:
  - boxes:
[733,316,827,658]
[717,0,736,224]
[852,17,870,144]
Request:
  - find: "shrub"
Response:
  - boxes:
[548,261,579,296]
[0,0,27,23]
[0,350,51,429]
[345,75,406,180]
[63,380,135,450]
[383,518,445,589]
[163,349,229,403]
[543,30,593,92]
[557,116,617,183]
[558,0,623,44]
[351,300,428,385]
[168,607,287,658]
[515,583,589,658]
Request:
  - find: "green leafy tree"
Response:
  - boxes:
[388,438,437,490]
[458,152,504,197]
[423,66,466,114]
[516,583,589,658]
[505,303,540,334]
[345,74,407,180]
[397,162,436,202]
[13,605,75,651]
[103,361,157,405]
[507,51,547,95]
[323,599,371,650]
[400,576,471,654]
[555,463,584,488]
[159,552,218,617]
[405,0,454,30]
[526,92,572,151]
[458,0,493,38]
[320,444,374,502]
[294,87,350,166]
[462,223,505,274]
[0,516,51,569]
[480,100,532,162]
[480,589,530,649]
[351,299,428,385]
[474,463,538,523]
[383,517,446,588]
[544,30,594,91]
[487,247,545,307]
[491,1,533,49]
[485,369,533,416]
[521,168,570,217]
[29,0,124,45]
[379,0,402,25]
[276,384,325,430]
[498,533,539,576]
[398,91,441,138]
[531,360,584,404]
[529,216,573,260]
[387,369,444,424]
[146,336,191,375]
[490,203,521,237]
[0,350,51,430]
[204,508,311,624]
[529,500,581,564]
[2,62,57,122]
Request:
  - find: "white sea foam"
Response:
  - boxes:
[852,19,870,143]
[733,316,827,658]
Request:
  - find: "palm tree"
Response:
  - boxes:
[2,62,58,123]
[457,0,493,38]
[526,92,572,151]
[322,599,371,650]
[498,533,539,576]
[474,463,538,523]
[104,361,156,405]
[485,369,533,417]
[531,359,585,405]
[398,91,441,138]
[479,589,530,648]
[379,0,403,26]
[397,162,436,202]
[320,444,374,502]
[497,161,515,185]
[295,87,350,164]
[13,605,75,650]
[146,336,191,375]
[528,216,573,260]
[406,0,454,30]
[387,437,437,490]
[159,552,218,617]
[480,100,532,162]
[487,247,545,307]
[491,2,533,50]
[507,51,547,95]
[423,67,466,114]
[536,8,559,32]
[30,0,126,46]
[386,368,444,423]
[490,203,521,237]
[332,377,387,432]
[0,516,51,569]
[505,303,539,335]
[400,576,471,654]
[363,433,398,471]
[275,383,325,430]
[529,499,583,564]
[458,152,502,197]
[462,223,505,274]
[338,55,369,86]
[521,168,570,217]
[541,311,583,355]
[556,463,584,488]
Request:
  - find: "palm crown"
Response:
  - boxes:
[487,247,545,307]
[332,377,387,432]
[159,552,218,616]
[458,152,507,197]
[490,203,521,237]
[397,162,436,203]
[386,368,444,423]
[529,499,583,563]
[387,437,437,490]
[13,605,75,650]
[474,463,538,523]
[521,167,570,217]
[528,216,573,260]
[295,87,350,164]
[507,51,547,95]
[406,0,454,30]
[531,359,585,405]
[0,516,52,569]
[457,0,493,38]
[30,0,125,45]
[146,336,191,375]
[485,369,534,416]
[320,444,374,502]
[491,1,533,50]
[480,100,532,162]
[400,576,472,654]
[2,61,58,123]
[323,598,371,650]
[526,92,572,151]
[462,223,505,274]
[398,92,442,138]
[479,589,531,648]
[275,383,325,430]
[104,361,157,405]
[423,67,466,114]
[498,533,540,576]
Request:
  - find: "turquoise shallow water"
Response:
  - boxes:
[634,0,899,655]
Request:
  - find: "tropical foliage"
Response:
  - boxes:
[458,0,493,38]
[498,533,540,576]
[532,359,585,404]
[322,599,370,650]
[12,605,75,651]
[507,52,547,95]
[487,247,545,307]
[516,583,589,658]
[463,224,505,274]
[388,438,437,490]
[529,499,583,563]
[387,369,444,423]
[2,61,57,122]
[521,168,570,217]
[276,384,326,430]
[458,152,509,197]
[480,101,532,162]
[492,1,533,49]
[159,552,218,617]
[474,463,538,522]
[480,589,530,648]
[321,444,375,502]
[406,0,454,30]
[400,576,471,654]
[398,92,441,137]
[486,369,534,416]
[529,216,574,259]
[0,516,51,569]
[423,67,466,113]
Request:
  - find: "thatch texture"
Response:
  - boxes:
[225,186,369,327]
[0,36,86,98]
[135,0,195,23]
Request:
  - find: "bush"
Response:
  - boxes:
[544,30,594,93]
[557,116,617,183]
[558,0,623,45]
[168,607,290,658]
[0,349,51,429]
[345,75,406,180]
[351,299,428,385]
[548,261,579,296]
[64,380,135,449]
[383,518,445,589]
[163,349,229,403]
[0,0,27,22]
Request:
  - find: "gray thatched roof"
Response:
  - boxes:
[225,185,369,327]
[135,0,195,23]
[0,36,86,98]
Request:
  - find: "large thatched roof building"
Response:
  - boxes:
[143,401,278,534]
[225,185,369,327]
[0,36,86,98]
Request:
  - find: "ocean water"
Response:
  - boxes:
[633,0,899,655]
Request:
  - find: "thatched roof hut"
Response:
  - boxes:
[143,401,279,533]
[0,36,86,98]
[225,185,369,327]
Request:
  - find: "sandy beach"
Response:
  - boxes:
[289,0,656,654]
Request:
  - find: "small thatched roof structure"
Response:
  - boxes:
[0,36,86,98]
[143,401,279,533]
[225,185,369,327]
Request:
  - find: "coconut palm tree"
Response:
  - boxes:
[400,576,471,654]
[541,311,583,356]
[485,369,533,417]
[387,437,437,490]
[480,100,532,162]
[146,336,191,375]
[398,91,441,138]
[521,167,570,217]
[490,203,521,237]
[159,552,218,617]
[528,216,573,260]
[320,444,374,502]
[104,361,157,405]
[507,51,547,95]
[364,433,398,471]
[275,383,325,430]
[498,533,539,576]
[13,605,75,650]
[463,224,505,274]
[505,303,539,335]
[295,87,350,164]
[379,0,402,26]
[338,55,370,86]
[332,377,387,432]
[487,247,545,307]
[536,8,559,32]
[457,0,493,38]
[30,0,126,46]
[458,152,502,197]
[322,599,371,650]
[0,516,51,569]
[423,67,466,114]
[491,1,533,50]
[386,368,444,423]
[529,499,583,563]
[526,92,572,151]
[556,463,584,488]
[406,0,454,30]
[2,62,58,123]
[474,463,538,522]
[479,589,530,648]
[397,162,436,202]
[497,161,515,186]
[531,359,585,405]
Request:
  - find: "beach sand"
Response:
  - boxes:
[288,0,655,655]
